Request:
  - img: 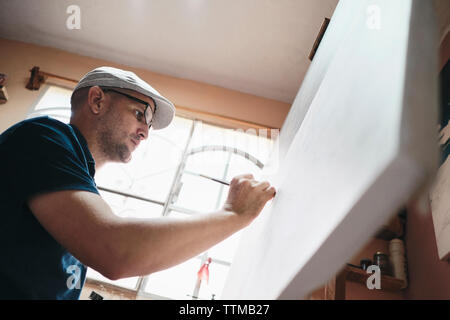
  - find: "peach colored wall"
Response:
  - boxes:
[0,38,290,133]
[403,31,450,300]
[404,203,450,299]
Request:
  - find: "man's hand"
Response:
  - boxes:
[223,174,276,225]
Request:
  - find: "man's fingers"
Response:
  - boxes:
[232,173,254,182]
[265,186,277,199]
[231,175,275,200]
[253,181,276,201]
[254,181,270,190]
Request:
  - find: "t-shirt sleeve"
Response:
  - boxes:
[6,121,99,201]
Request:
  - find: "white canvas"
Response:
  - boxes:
[222,0,439,299]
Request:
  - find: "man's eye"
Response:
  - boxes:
[135,110,145,122]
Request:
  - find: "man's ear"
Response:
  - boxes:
[87,86,106,115]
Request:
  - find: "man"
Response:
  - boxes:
[0,66,276,299]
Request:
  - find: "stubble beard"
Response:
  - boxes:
[97,119,132,163]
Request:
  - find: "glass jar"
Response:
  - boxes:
[373,252,392,276]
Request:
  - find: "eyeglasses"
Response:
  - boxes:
[101,87,157,129]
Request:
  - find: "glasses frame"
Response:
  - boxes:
[101,87,157,129]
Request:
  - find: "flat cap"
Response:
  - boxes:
[73,66,175,130]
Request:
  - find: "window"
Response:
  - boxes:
[29,85,275,299]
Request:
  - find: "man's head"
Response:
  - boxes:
[70,67,175,164]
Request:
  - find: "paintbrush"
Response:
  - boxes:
[184,171,276,198]
[184,170,230,186]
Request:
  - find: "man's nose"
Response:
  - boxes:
[137,124,149,141]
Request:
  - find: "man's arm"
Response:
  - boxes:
[28,174,275,280]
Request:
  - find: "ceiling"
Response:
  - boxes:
[0,0,338,103]
[1,1,448,104]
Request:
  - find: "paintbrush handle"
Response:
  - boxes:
[198,173,230,186]
[184,170,230,186]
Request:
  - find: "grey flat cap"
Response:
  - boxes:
[73,66,175,130]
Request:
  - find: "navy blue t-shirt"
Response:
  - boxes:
[0,116,99,299]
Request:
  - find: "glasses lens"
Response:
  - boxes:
[145,105,154,127]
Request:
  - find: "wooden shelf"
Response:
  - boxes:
[344,265,406,291]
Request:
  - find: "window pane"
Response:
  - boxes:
[174,151,230,213]
[27,86,72,123]
[225,153,264,181]
[166,211,234,300]
[189,122,228,148]
[171,203,243,263]
[197,261,230,300]
[144,257,201,300]
[34,86,72,110]
[189,122,272,166]
[98,190,163,218]
[207,229,244,263]
[184,150,229,180]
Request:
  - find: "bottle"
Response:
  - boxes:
[389,239,408,289]
[360,258,372,271]
[373,252,392,276]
